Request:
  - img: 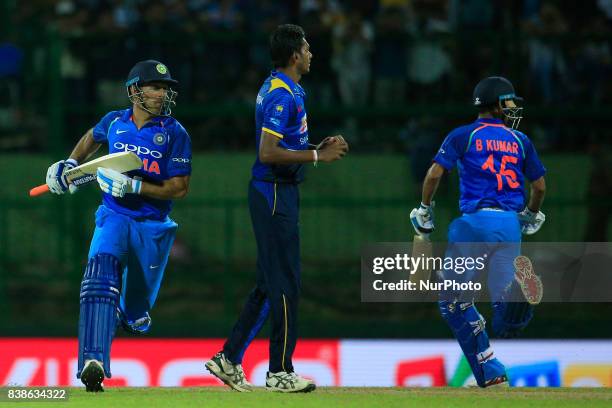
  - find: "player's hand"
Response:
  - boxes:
[315,136,334,150]
[410,202,435,237]
[518,207,546,235]
[46,159,78,194]
[333,135,348,148]
[317,135,349,162]
[96,167,142,198]
[316,135,349,151]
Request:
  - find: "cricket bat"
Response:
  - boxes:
[29,152,143,197]
[410,234,433,285]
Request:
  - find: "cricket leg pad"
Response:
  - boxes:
[439,301,504,387]
[492,300,534,338]
[77,254,121,379]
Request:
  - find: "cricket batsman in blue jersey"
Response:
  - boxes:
[205,24,348,393]
[44,60,191,392]
[411,76,547,387]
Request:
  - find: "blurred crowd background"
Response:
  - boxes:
[1,0,611,339]
[3,0,612,152]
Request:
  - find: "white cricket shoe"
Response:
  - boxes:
[205,352,253,392]
[266,371,316,393]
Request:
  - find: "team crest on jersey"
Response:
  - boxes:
[275,105,284,114]
[153,132,166,145]
[299,114,308,134]
[156,64,167,74]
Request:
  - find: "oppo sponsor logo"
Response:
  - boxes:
[172,158,190,163]
[114,142,163,159]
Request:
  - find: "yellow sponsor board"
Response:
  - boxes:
[564,364,612,387]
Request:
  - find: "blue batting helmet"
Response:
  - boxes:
[125,60,178,88]
[125,60,178,116]
[472,76,523,107]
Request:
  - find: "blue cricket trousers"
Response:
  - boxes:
[223,180,301,373]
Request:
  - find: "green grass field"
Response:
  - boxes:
[2,387,611,408]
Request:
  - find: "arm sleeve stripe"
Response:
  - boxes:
[268,78,294,96]
[262,127,284,139]
[103,117,120,141]
[505,129,526,159]
[465,125,488,152]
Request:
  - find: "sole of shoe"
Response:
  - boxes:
[81,361,104,393]
[265,383,316,393]
[205,360,252,392]
[513,255,543,305]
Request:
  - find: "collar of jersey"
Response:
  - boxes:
[271,70,303,96]
[476,117,504,125]
[120,108,168,128]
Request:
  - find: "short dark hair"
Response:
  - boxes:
[270,24,306,68]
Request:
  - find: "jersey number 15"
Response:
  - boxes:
[481,154,520,191]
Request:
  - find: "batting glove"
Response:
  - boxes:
[410,202,435,237]
[518,207,546,235]
[96,167,142,198]
[46,158,78,194]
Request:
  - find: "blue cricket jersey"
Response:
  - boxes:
[433,118,546,214]
[252,70,309,184]
[92,108,192,220]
